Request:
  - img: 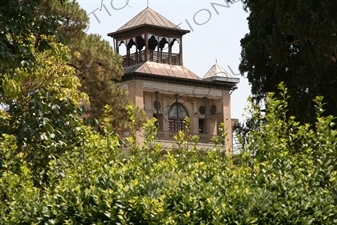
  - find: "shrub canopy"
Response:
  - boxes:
[1,84,337,224]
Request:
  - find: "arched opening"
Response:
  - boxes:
[118,41,127,66]
[168,103,188,131]
[170,38,180,65]
[136,35,145,51]
[127,38,136,65]
[136,35,145,62]
[170,38,180,54]
[127,38,136,51]
[118,41,126,56]
[159,37,169,63]
[148,35,158,62]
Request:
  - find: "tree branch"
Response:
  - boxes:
[66,62,80,70]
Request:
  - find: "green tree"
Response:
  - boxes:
[0,0,65,74]
[0,36,87,185]
[239,0,337,124]
[0,0,86,185]
[46,0,146,130]
[1,84,337,223]
[0,0,145,183]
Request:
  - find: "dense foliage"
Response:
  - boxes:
[1,0,145,132]
[1,84,337,224]
[0,0,65,74]
[48,0,146,128]
[0,36,88,185]
[240,0,337,124]
[0,0,143,185]
[1,0,337,223]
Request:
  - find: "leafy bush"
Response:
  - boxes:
[1,83,337,224]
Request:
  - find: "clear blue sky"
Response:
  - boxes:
[78,0,251,121]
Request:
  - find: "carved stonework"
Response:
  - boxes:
[142,81,223,97]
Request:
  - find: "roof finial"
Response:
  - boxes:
[147,0,149,7]
[216,59,217,64]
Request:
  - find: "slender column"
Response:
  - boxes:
[126,40,130,66]
[157,36,161,63]
[115,39,118,53]
[154,91,160,131]
[135,39,138,64]
[145,33,149,61]
[175,94,179,131]
[168,38,172,65]
[155,91,159,116]
[204,97,207,134]
[179,37,183,65]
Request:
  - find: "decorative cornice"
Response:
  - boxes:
[121,72,237,91]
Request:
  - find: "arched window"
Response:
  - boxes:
[168,103,188,131]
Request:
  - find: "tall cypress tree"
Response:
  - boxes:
[240,0,337,124]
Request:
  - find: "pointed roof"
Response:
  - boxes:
[108,7,189,36]
[202,63,240,84]
[118,7,177,31]
[203,63,232,79]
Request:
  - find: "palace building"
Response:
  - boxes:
[107,7,239,152]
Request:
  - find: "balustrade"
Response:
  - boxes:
[122,50,180,66]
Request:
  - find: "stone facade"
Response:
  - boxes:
[108,7,239,153]
[121,78,237,152]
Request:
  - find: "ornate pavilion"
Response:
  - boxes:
[107,7,239,152]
